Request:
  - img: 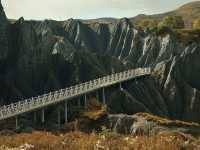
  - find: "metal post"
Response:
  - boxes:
[96,91,99,101]
[120,83,123,91]
[34,112,37,123]
[41,109,45,123]
[15,116,19,130]
[57,108,61,127]
[84,94,87,109]
[102,88,106,105]
[65,101,68,123]
[78,97,81,108]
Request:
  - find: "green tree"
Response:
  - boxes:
[193,18,200,30]
[137,19,158,29]
[158,16,185,29]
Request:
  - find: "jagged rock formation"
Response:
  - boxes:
[0,0,9,106]
[152,43,200,122]
[0,1,200,124]
[0,0,9,63]
[106,113,200,135]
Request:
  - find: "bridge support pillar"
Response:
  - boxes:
[78,97,81,108]
[120,83,123,91]
[102,88,106,105]
[15,116,19,130]
[96,91,99,101]
[33,112,37,123]
[84,94,87,109]
[41,109,45,123]
[57,108,61,127]
[65,101,68,123]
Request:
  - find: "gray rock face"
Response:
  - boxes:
[0,1,9,106]
[106,113,200,135]
[0,2,200,124]
[106,114,157,135]
[0,0,9,61]
[152,44,200,122]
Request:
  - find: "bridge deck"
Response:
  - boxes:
[0,68,151,121]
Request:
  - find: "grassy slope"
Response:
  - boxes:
[0,130,200,150]
[1,110,200,149]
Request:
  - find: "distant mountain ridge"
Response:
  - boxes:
[83,1,200,28]
[4,1,200,28]
[83,17,117,24]
[131,1,200,28]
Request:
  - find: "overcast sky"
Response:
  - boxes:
[1,0,197,20]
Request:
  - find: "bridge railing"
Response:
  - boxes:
[0,68,151,120]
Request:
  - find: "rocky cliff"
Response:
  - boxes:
[0,0,9,66]
[1,1,200,124]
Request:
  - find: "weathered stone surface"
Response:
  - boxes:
[0,0,9,61]
[105,113,200,135]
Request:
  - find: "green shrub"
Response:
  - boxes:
[155,26,172,36]
[158,16,185,29]
[173,29,200,45]
[193,18,200,30]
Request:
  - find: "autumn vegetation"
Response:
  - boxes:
[1,108,200,150]
[1,129,200,150]
[193,18,200,30]
[136,16,185,30]
[135,15,200,46]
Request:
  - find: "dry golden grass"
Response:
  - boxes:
[0,130,199,150]
[1,102,200,150]
[81,97,107,120]
[81,108,107,120]
[136,112,200,127]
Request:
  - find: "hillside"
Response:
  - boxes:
[131,1,200,28]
